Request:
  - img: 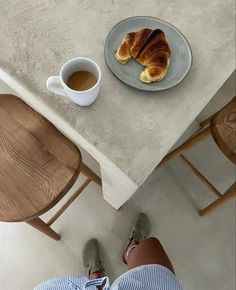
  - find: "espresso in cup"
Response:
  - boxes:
[67,71,97,91]
[46,57,101,106]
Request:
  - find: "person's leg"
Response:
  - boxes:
[123,213,175,274]
[124,237,175,274]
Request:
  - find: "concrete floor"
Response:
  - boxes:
[0,79,235,290]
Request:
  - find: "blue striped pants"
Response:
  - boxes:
[34,264,183,290]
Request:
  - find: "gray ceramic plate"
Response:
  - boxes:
[104,16,192,91]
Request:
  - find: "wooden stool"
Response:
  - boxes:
[159,97,236,216]
[0,94,102,240]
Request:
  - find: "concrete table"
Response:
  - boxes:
[0,1,235,209]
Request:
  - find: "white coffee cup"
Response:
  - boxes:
[46,57,101,106]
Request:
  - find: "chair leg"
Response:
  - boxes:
[199,182,236,216]
[180,155,222,198]
[199,112,218,128]
[26,217,60,241]
[47,178,91,226]
[81,162,102,187]
[158,126,211,166]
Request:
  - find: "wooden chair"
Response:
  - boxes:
[0,94,102,240]
[159,97,236,216]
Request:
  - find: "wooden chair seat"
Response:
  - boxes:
[0,94,101,240]
[210,97,236,164]
[159,96,236,216]
[0,94,81,222]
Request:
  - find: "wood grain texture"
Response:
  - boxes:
[0,94,81,222]
[210,96,236,164]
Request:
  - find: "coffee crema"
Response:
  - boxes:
[67,71,97,91]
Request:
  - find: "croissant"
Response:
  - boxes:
[115,28,171,83]
[115,28,153,63]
